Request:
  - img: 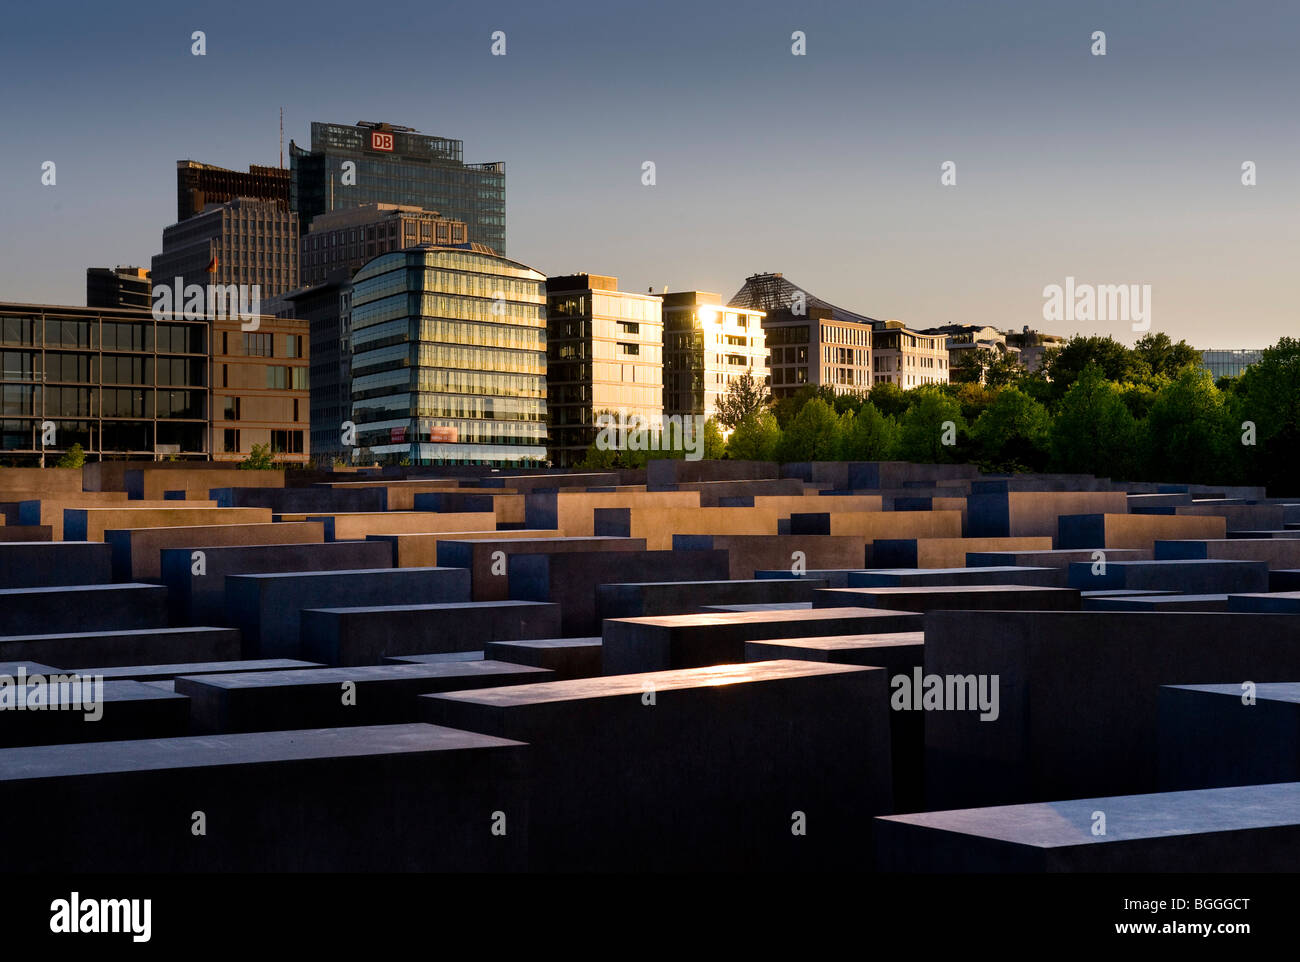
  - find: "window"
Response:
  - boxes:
[223,429,240,453]
[244,332,273,357]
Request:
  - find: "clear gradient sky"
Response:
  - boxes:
[1,0,1295,347]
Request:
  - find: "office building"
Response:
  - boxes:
[546,274,663,467]
[86,267,152,311]
[1005,326,1065,373]
[176,160,290,222]
[662,292,766,419]
[729,273,876,399]
[211,313,310,464]
[291,121,506,255]
[152,197,300,301]
[0,302,307,464]
[870,321,949,387]
[274,273,354,459]
[301,204,468,288]
[349,245,546,466]
[1201,349,1262,380]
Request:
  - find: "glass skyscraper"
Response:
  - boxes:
[290,122,506,256]
[349,246,546,466]
[546,274,663,467]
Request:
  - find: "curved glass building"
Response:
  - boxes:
[349,246,547,465]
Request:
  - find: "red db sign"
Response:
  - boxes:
[370,131,394,152]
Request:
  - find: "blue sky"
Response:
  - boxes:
[1,0,1295,347]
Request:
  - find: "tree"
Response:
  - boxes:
[775,398,842,462]
[896,387,965,463]
[951,348,996,384]
[726,410,782,461]
[55,443,86,469]
[715,368,770,428]
[985,352,1027,389]
[702,417,726,460]
[1049,363,1138,478]
[1142,367,1236,484]
[1234,337,1300,494]
[866,381,909,419]
[1043,335,1143,396]
[1134,332,1201,379]
[971,388,1052,472]
[239,443,276,470]
[952,381,997,424]
[839,402,899,461]
[772,384,836,428]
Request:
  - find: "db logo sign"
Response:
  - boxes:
[370,131,394,152]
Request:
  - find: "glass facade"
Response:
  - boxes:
[0,307,208,461]
[350,247,546,465]
[546,277,664,466]
[1201,349,1262,380]
[662,294,766,419]
[291,123,506,256]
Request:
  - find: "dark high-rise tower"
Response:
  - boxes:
[176,160,290,222]
[290,121,506,256]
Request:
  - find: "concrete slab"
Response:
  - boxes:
[596,578,826,620]
[0,626,240,670]
[1158,683,1300,791]
[300,600,561,666]
[1067,558,1269,593]
[175,661,552,733]
[422,659,893,870]
[225,567,471,659]
[0,542,111,589]
[814,584,1081,611]
[508,549,730,636]
[485,638,603,680]
[0,679,189,748]
[0,723,527,871]
[160,540,394,625]
[875,782,1300,872]
[602,607,923,674]
[0,583,169,636]
[923,610,1300,809]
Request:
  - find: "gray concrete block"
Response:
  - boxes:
[1158,683,1300,791]
[485,638,602,679]
[0,724,528,871]
[875,782,1300,871]
[847,567,1062,588]
[299,600,561,666]
[422,659,893,870]
[0,678,189,748]
[814,584,1080,611]
[0,584,169,636]
[597,578,826,620]
[0,626,240,670]
[225,567,470,659]
[603,607,922,674]
[508,549,729,637]
[923,610,1300,809]
[160,541,394,626]
[1067,558,1270,593]
[0,542,112,589]
[175,660,552,733]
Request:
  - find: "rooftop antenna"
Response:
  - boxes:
[279,108,284,168]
